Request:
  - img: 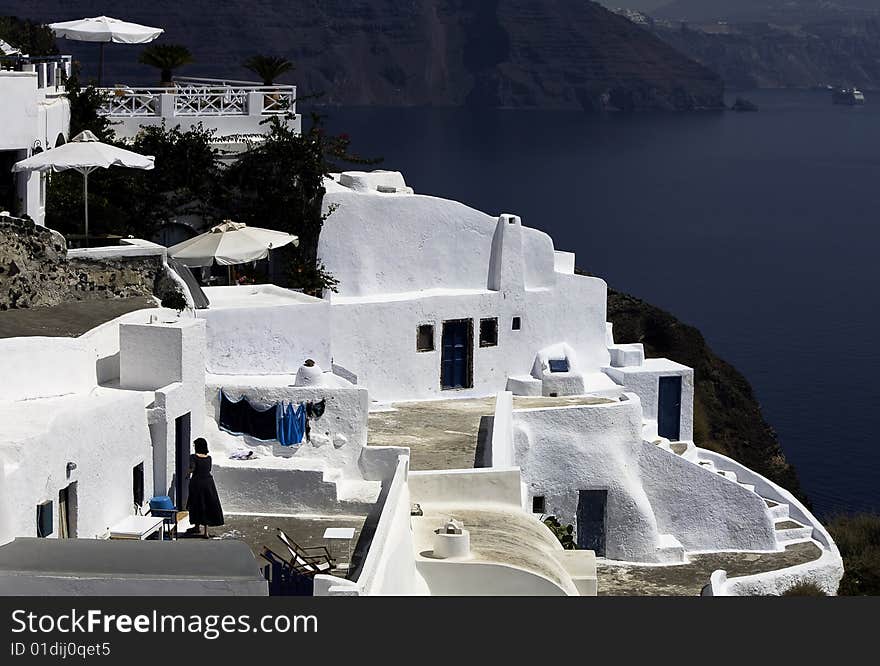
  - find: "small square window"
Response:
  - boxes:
[548,359,570,373]
[416,324,434,352]
[479,318,498,347]
[512,316,522,331]
[532,496,546,514]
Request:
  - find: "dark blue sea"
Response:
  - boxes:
[324,90,880,516]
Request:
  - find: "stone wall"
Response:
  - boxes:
[0,217,164,311]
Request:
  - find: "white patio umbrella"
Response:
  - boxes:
[48,16,164,85]
[169,221,298,269]
[12,130,155,243]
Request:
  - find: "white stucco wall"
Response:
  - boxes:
[639,443,778,551]
[0,391,153,546]
[197,291,331,375]
[408,467,523,507]
[511,396,666,562]
[328,273,609,402]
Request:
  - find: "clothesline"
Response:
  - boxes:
[217,389,326,447]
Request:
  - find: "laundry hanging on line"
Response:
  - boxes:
[277,403,307,447]
[218,390,328,445]
[218,390,279,441]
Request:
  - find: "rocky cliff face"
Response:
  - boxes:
[4,0,723,111]
[0,218,168,310]
[651,18,880,90]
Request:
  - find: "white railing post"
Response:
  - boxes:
[247,91,263,116]
[159,92,175,119]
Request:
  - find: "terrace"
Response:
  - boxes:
[96,76,300,141]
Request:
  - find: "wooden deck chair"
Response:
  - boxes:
[276,528,334,574]
[261,546,316,577]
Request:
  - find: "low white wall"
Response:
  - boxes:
[408,468,523,508]
[639,443,777,552]
[0,307,179,401]
[212,466,372,516]
[709,547,844,596]
[204,383,369,477]
[321,455,420,596]
[0,391,153,546]
[489,391,515,468]
[512,397,665,562]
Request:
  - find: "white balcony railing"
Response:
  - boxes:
[0,55,72,93]
[97,79,296,119]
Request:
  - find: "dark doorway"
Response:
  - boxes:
[658,376,682,441]
[174,413,191,509]
[441,319,473,390]
[58,483,77,539]
[576,489,607,555]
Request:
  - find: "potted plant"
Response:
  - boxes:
[139,44,193,86]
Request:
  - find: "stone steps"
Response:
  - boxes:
[774,517,813,544]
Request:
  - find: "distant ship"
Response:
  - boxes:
[832,87,865,105]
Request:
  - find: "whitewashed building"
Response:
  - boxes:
[0,55,71,224]
[0,169,844,596]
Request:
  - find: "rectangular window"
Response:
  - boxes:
[532,496,546,514]
[479,317,498,347]
[36,501,53,538]
[417,324,435,352]
[512,316,522,331]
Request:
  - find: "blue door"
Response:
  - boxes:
[658,376,682,441]
[577,489,607,556]
[441,319,473,390]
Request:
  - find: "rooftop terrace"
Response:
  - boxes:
[367,395,612,470]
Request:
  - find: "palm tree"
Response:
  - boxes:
[139,44,193,85]
[243,55,295,86]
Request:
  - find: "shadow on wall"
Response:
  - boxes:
[474,415,493,468]
[346,481,391,584]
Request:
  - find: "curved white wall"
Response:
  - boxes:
[512,397,664,562]
[319,190,557,297]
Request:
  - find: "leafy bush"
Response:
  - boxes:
[543,515,576,550]
[826,513,880,596]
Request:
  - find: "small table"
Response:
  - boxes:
[323,527,356,571]
[109,515,165,541]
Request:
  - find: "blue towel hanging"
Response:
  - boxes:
[278,402,306,447]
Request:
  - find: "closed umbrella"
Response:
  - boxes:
[169,221,298,281]
[12,130,155,244]
[48,16,164,85]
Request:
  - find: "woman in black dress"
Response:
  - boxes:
[186,438,224,538]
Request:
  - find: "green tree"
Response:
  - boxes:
[243,55,295,85]
[0,16,58,56]
[46,123,221,240]
[62,67,114,140]
[139,44,193,84]
[221,113,380,295]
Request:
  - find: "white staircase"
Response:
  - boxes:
[694,457,813,549]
